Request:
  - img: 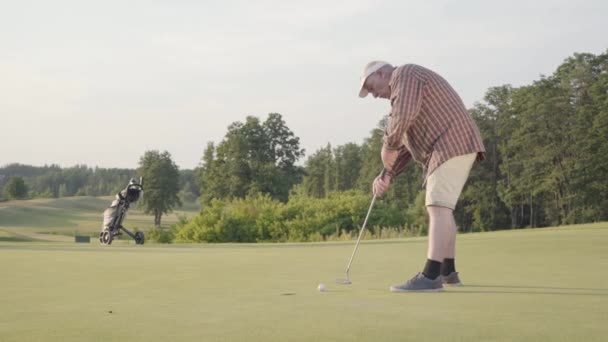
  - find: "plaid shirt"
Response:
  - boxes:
[384,64,485,182]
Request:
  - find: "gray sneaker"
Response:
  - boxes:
[441,272,463,286]
[390,272,444,292]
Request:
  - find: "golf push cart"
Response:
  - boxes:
[99,177,145,245]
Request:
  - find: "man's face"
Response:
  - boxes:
[363,72,391,99]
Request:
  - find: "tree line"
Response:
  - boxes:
[2,50,606,241]
[0,163,199,202]
[462,52,608,229]
[1,164,135,199]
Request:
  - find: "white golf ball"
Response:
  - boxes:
[317,283,327,292]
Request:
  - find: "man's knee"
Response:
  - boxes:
[426,205,453,217]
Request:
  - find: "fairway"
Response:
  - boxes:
[1,223,607,341]
[0,196,197,242]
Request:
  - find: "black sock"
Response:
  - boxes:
[441,258,456,276]
[422,259,442,280]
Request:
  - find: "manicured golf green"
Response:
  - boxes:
[1,222,607,341]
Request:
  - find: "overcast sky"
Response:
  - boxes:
[2,0,606,169]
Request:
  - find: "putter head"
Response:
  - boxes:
[335,278,352,285]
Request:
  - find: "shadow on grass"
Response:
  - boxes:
[464,284,608,292]
[363,285,608,296]
[447,284,608,296]
[0,236,36,242]
[447,290,608,296]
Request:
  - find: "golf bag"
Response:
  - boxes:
[99,177,145,245]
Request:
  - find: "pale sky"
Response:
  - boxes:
[2,0,606,169]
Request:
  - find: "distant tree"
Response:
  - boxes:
[0,163,134,198]
[334,143,362,191]
[197,141,230,203]
[138,150,182,226]
[458,86,515,231]
[355,119,385,192]
[3,176,28,199]
[178,169,200,203]
[302,144,334,198]
[58,184,68,197]
[198,113,305,204]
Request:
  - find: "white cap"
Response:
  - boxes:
[358,61,389,98]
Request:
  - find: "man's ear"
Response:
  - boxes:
[379,67,391,80]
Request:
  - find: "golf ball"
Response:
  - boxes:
[317,283,327,292]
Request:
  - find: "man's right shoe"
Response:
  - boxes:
[441,272,463,286]
[390,272,444,292]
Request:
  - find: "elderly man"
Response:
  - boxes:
[359,61,485,292]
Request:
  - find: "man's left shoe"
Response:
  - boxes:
[390,272,444,292]
[441,272,463,286]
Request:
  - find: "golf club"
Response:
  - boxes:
[336,195,376,285]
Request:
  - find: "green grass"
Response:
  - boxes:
[0,221,607,341]
[0,196,199,242]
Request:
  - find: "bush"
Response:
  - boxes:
[406,190,428,235]
[172,190,417,243]
[146,227,174,243]
[173,194,283,243]
[3,176,28,200]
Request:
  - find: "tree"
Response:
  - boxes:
[355,120,385,193]
[334,143,362,191]
[197,141,230,204]
[198,113,305,204]
[3,176,28,199]
[302,144,334,198]
[178,169,200,203]
[553,52,608,222]
[458,86,515,231]
[138,150,182,226]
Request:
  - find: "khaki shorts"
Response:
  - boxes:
[425,153,477,209]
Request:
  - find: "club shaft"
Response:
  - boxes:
[345,196,376,278]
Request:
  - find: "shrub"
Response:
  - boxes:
[172,190,416,242]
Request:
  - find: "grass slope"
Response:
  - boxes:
[0,196,198,242]
[0,223,606,341]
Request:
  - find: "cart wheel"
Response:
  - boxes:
[134,231,145,245]
[100,230,113,245]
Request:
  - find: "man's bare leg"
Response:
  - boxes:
[426,205,456,262]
